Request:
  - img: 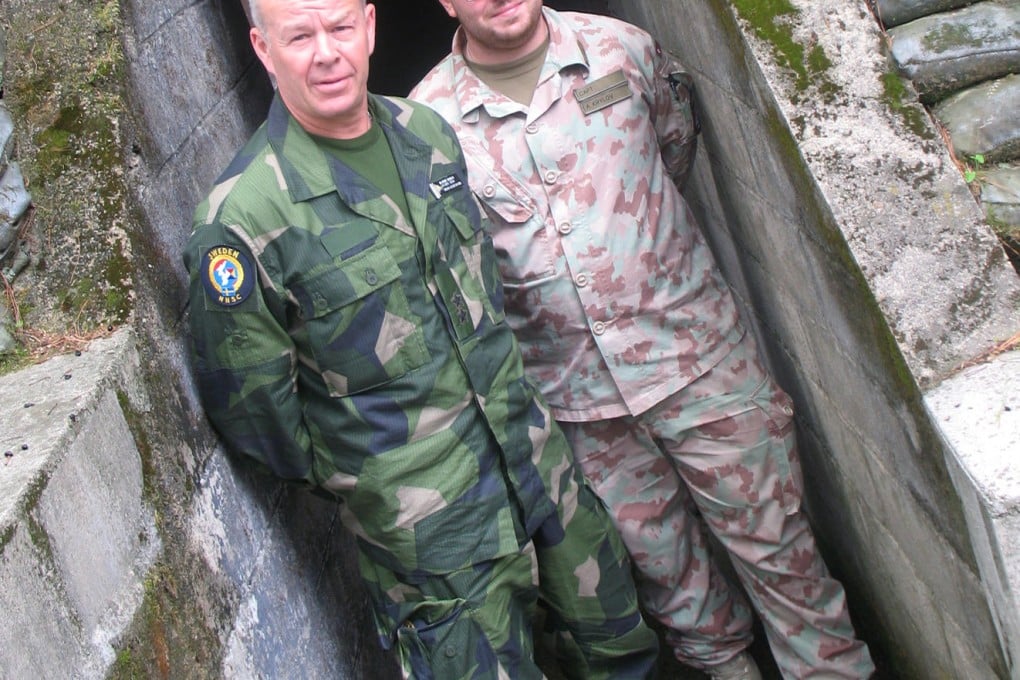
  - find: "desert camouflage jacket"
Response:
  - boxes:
[184,93,572,576]
[412,8,745,421]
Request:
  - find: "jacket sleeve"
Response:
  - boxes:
[184,223,316,486]
[648,40,700,191]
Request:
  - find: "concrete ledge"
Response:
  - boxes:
[925,349,1020,667]
[0,329,160,677]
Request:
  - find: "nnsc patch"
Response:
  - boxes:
[202,245,255,307]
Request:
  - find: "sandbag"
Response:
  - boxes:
[888,1,1020,103]
[935,74,1020,162]
[980,164,1020,231]
[0,103,12,175]
[0,161,30,257]
[874,0,974,29]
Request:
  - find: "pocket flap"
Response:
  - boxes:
[293,245,401,319]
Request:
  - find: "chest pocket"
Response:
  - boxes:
[293,242,428,397]
[461,144,555,286]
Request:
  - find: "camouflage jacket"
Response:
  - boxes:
[412,9,745,422]
[184,93,572,576]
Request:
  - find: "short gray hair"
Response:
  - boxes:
[250,0,368,33]
[248,0,265,33]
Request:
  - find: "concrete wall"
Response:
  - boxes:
[607,0,1020,677]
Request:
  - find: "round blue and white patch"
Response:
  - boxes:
[202,245,255,307]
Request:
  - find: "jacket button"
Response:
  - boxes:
[365,269,378,285]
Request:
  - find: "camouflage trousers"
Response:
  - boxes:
[359,463,660,680]
[559,334,875,678]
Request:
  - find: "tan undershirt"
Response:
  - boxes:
[465,34,551,105]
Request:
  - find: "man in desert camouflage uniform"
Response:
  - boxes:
[412,2,875,678]
[184,0,660,678]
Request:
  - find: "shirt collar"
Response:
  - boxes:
[265,93,402,203]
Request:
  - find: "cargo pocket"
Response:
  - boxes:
[681,376,803,545]
[395,601,498,680]
[747,377,803,520]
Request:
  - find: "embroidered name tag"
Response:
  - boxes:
[574,69,632,115]
[429,174,465,199]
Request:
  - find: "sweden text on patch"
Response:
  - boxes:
[429,174,465,199]
[574,69,632,115]
[203,245,255,307]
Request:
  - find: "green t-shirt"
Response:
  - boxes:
[466,34,550,105]
[316,121,410,220]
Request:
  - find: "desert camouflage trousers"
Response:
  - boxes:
[559,334,875,678]
[358,463,660,680]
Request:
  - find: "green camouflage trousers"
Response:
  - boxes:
[359,464,660,680]
[560,334,875,678]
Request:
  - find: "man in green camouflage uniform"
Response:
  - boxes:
[183,0,658,678]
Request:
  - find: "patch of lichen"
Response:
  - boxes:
[0,0,133,341]
[730,0,840,103]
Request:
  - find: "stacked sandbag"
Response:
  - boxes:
[874,0,974,29]
[887,2,1020,103]
[0,41,33,353]
[883,0,1020,265]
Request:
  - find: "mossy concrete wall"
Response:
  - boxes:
[608,0,1020,677]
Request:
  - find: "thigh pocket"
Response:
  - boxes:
[396,602,498,680]
[687,378,803,543]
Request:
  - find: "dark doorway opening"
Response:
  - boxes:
[368,1,610,96]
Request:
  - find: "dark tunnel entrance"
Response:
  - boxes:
[366,1,609,95]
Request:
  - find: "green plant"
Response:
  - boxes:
[963,153,985,183]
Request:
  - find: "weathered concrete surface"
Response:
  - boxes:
[611,0,1019,676]
[926,350,1020,672]
[0,330,160,678]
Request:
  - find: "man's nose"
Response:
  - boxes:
[313,30,340,62]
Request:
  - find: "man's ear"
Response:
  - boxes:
[437,0,458,19]
[365,2,377,56]
[250,27,276,78]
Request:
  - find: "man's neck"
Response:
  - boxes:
[463,16,549,67]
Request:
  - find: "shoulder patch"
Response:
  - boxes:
[202,245,255,307]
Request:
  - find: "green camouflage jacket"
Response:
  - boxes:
[184,93,572,576]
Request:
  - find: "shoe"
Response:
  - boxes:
[705,651,763,680]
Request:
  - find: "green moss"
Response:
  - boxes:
[730,0,840,102]
[3,0,133,340]
[0,345,31,375]
[0,525,14,553]
[111,648,144,679]
[880,71,933,139]
[33,103,83,182]
[922,22,974,54]
[108,561,225,680]
[116,390,160,507]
